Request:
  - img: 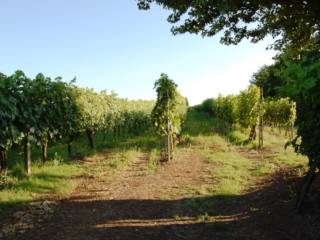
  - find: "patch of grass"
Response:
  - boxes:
[251,161,276,176]
[225,128,249,146]
[263,129,288,146]
[143,149,160,175]
[272,147,308,167]
[1,130,157,209]
[180,112,309,223]
[184,185,209,196]
[184,197,215,217]
[206,150,252,195]
[93,149,140,176]
[115,135,161,151]
[190,134,230,152]
[182,110,216,136]
[0,157,82,209]
[109,149,139,167]
[196,212,211,222]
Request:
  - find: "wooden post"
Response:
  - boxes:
[168,134,170,161]
[258,87,264,149]
[0,147,8,175]
[291,123,294,140]
[42,141,48,163]
[171,134,174,153]
[86,129,94,149]
[24,137,31,176]
[68,134,74,159]
[167,117,171,161]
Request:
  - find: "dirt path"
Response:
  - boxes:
[16,149,213,240]
[9,146,320,240]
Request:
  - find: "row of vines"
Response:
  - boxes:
[0,71,155,175]
[197,85,296,141]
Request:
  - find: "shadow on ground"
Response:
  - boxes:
[15,169,320,240]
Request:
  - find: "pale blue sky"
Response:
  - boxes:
[0,0,276,105]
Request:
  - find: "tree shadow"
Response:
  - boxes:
[15,169,320,240]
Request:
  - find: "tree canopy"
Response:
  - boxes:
[137,0,320,50]
[250,63,284,98]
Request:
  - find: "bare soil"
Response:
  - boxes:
[2,146,320,240]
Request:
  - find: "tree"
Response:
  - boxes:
[137,0,320,51]
[138,0,320,211]
[280,47,320,211]
[251,64,284,98]
[152,73,186,161]
[0,73,23,175]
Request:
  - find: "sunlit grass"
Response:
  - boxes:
[85,148,141,179]
[207,151,252,195]
[143,149,160,175]
[0,159,82,209]
[178,110,308,222]
[1,132,147,209]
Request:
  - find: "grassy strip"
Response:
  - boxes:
[0,159,82,209]
[142,149,160,175]
[0,131,158,209]
[179,110,308,222]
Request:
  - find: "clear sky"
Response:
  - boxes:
[0,0,276,105]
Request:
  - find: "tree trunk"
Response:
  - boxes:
[42,141,48,163]
[103,131,107,142]
[258,87,264,149]
[117,126,121,138]
[290,124,294,140]
[249,125,256,141]
[86,129,94,149]
[0,147,8,175]
[68,135,74,159]
[24,138,31,176]
[295,168,316,213]
[171,134,174,151]
[167,134,171,161]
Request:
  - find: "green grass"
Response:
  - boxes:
[207,151,252,195]
[182,110,216,136]
[251,161,276,176]
[142,149,160,175]
[0,159,82,209]
[190,134,230,151]
[272,148,308,166]
[84,148,141,179]
[178,110,308,221]
[0,131,150,209]
[185,197,215,218]
[0,109,309,214]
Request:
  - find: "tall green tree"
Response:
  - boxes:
[251,64,284,98]
[0,73,23,174]
[280,47,320,211]
[138,0,320,211]
[137,0,320,50]
[152,73,186,161]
